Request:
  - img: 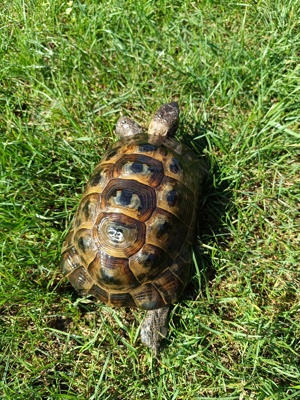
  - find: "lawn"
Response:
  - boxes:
[0,0,299,398]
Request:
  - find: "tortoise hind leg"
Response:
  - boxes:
[140,305,171,355]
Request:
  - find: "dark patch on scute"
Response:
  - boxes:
[166,189,179,207]
[119,189,133,206]
[103,148,118,161]
[146,209,189,257]
[147,165,157,174]
[89,171,103,187]
[77,236,91,253]
[139,249,172,271]
[100,269,121,286]
[139,143,158,152]
[114,155,164,187]
[102,179,156,221]
[130,162,144,173]
[153,268,184,304]
[89,252,139,290]
[135,155,161,171]
[169,158,182,174]
[75,218,82,228]
[156,221,171,238]
[82,199,91,219]
[144,252,156,266]
[128,244,173,284]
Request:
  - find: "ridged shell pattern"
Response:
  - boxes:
[61,134,200,310]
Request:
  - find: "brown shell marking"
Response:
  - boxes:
[88,252,138,291]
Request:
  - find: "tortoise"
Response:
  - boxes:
[60,102,201,354]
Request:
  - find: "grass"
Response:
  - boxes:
[1,0,299,398]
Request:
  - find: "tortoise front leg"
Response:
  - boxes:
[140,305,171,355]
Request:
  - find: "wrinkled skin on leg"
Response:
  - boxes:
[140,305,171,355]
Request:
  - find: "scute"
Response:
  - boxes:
[156,177,195,222]
[88,252,139,291]
[113,153,164,187]
[94,212,145,258]
[129,244,173,283]
[145,208,189,258]
[67,265,94,293]
[60,246,81,275]
[153,267,185,304]
[131,283,166,310]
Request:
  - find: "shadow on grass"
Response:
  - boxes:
[179,120,232,302]
[158,120,232,354]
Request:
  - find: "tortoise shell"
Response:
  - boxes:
[61,105,201,310]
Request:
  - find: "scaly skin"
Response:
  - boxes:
[116,117,143,138]
[140,305,171,355]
